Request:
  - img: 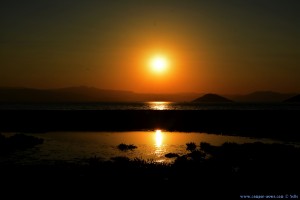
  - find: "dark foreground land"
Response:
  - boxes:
[0,110,300,141]
[1,139,299,199]
[1,110,299,198]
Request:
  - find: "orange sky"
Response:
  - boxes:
[1,1,299,94]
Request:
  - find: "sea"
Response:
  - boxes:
[2,130,296,165]
[0,101,299,110]
[1,101,299,165]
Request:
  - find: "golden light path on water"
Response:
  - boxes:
[155,130,163,148]
[154,129,167,162]
[148,101,171,110]
[2,130,290,165]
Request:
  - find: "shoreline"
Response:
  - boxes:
[1,140,299,198]
[1,110,299,197]
[0,110,299,141]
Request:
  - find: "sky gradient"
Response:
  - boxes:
[1,0,299,94]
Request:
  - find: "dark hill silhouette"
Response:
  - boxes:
[192,93,233,103]
[283,94,300,102]
[0,86,200,102]
[1,87,297,103]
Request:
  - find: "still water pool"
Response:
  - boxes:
[1,130,293,165]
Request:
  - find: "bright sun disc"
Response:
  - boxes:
[150,56,168,73]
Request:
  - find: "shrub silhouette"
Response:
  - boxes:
[186,142,197,151]
[165,153,179,158]
[0,133,43,154]
[117,143,137,151]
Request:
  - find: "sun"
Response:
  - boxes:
[150,56,168,73]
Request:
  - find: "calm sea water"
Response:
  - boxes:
[0,102,299,110]
[1,102,299,165]
[1,131,296,165]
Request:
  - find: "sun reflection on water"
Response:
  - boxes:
[154,129,166,162]
[148,101,171,110]
[155,130,163,148]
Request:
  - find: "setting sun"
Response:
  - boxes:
[150,56,168,73]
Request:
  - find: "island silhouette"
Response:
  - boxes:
[283,94,300,102]
[192,93,233,103]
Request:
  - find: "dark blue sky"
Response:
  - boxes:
[1,0,299,93]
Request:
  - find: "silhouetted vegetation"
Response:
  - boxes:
[85,155,103,166]
[0,133,43,154]
[117,143,137,151]
[111,156,131,163]
[90,142,299,195]
[165,153,179,158]
[1,141,299,198]
[186,142,197,151]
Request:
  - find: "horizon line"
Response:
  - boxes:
[0,85,299,96]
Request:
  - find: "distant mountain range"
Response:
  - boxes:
[226,91,296,103]
[192,94,233,103]
[0,86,297,103]
[0,86,200,103]
[283,94,300,102]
